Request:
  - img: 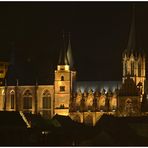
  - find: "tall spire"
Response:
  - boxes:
[67,32,74,69]
[127,4,136,52]
[58,31,69,65]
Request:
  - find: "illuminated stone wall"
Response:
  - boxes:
[71,88,118,112]
[122,52,146,94]
[70,111,115,126]
[0,62,9,81]
[54,65,71,116]
[0,85,54,119]
[118,76,141,116]
[117,96,141,116]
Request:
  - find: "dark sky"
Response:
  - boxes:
[0,2,148,85]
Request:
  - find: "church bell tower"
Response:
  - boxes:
[122,5,146,95]
[54,33,76,116]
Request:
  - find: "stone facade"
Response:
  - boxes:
[0,85,54,119]
[0,22,147,125]
[122,51,146,94]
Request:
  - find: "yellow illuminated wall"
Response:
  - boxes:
[54,65,71,116]
[122,53,145,94]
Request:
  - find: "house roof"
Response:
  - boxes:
[0,111,27,128]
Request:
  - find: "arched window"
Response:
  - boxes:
[110,97,117,110]
[98,96,106,110]
[42,90,51,109]
[10,91,15,109]
[138,62,141,77]
[125,63,127,76]
[125,98,133,115]
[2,89,5,110]
[131,61,134,76]
[23,90,32,109]
[61,76,64,81]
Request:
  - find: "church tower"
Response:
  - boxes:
[54,33,76,116]
[122,6,146,95]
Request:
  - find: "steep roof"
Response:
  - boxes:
[67,33,74,69]
[58,33,69,65]
[0,111,27,128]
[127,5,136,52]
[123,5,144,57]
[119,76,140,96]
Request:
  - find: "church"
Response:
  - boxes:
[0,11,147,126]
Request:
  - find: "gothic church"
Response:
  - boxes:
[0,11,147,126]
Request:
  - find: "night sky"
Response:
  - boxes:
[0,2,148,85]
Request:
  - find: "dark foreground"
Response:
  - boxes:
[0,113,148,146]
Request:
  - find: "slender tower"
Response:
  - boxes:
[54,32,76,116]
[122,5,146,95]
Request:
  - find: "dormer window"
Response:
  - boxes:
[131,61,134,76]
[138,62,141,77]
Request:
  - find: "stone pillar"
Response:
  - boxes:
[15,79,20,111]
[34,82,38,114]
[92,112,96,126]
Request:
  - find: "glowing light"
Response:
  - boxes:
[140,95,143,102]
[55,109,69,116]
[77,87,84,93]
[146,94,148,100]
[19,111,31,128]
[65,65,69,71]
[57,65,69,71]
[57,65,61,70]
[58,81,62,85]
[2,89,4,95]
[101,87,108,94]
[42,131,49,135]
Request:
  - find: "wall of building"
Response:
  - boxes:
[122,53,146,94]
[0,85,54,119]
[70,89,118,112]
[70,111,115,126]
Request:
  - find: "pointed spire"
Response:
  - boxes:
[16,79,19,86]
[4,79,7,86]
[9,41,17,65]
[67,32,74,69]
[127,4,136,52]
[58,31,69,65]
[35,79,38,86]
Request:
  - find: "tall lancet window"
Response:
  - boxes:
[2,90,5,110]
[61,76,64,81]
[131,61,134,76]
[125,63,127,76]
[138,62,141,77]
[10,91,15,109]
[42,90,51,109]
[23,90,32,109]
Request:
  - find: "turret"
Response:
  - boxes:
[54,32,76,116]
[122,5,146,95]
